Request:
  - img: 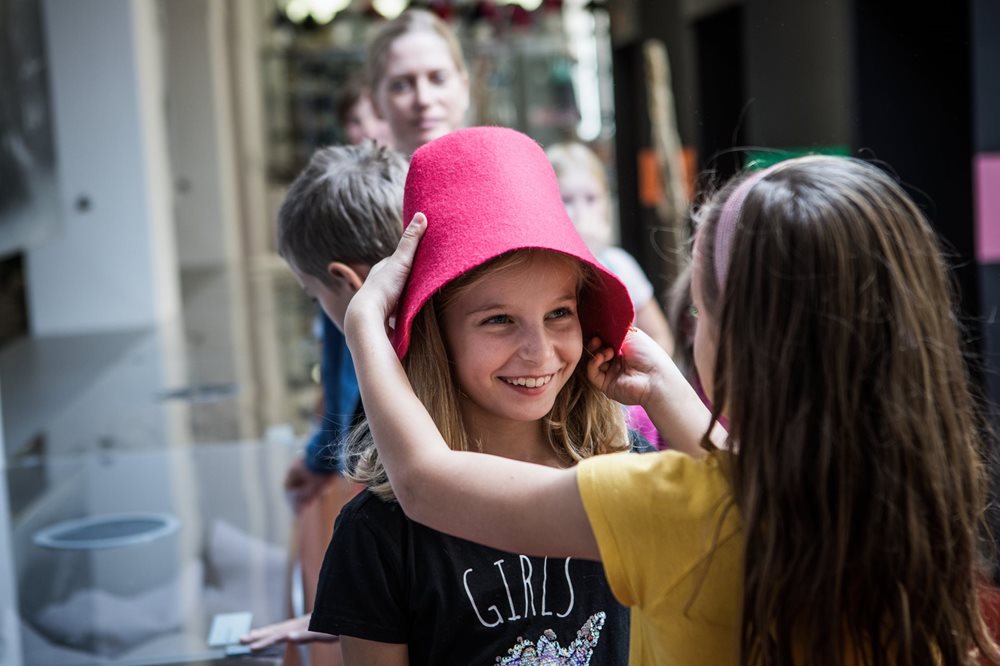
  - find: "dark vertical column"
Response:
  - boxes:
[612,42,648,264]
[692,6,746,182]
[611,0,693,304]
[854,0,978,347]
[743,0,854,149]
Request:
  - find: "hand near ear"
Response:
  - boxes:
[344,213,427,337]
[588,328,719,458]
[586,327,670,408]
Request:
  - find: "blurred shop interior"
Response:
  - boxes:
[0,0,998,663]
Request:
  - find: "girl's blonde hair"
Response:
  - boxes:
[346,249,629,501]
[695,156,998,665]
[545,141,609,193]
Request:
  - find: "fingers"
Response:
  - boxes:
[365,213,426,282]
[586,337,614,365]
[395,212,427,265]
[585,337,616,388]
[248,634,278,651]
[240,616,336,650]
[585,336,602,356]
[241,628,279,650]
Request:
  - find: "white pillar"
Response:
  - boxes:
[28,0,179,336]
[0,381,24,666]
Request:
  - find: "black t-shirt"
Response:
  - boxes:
[310,489,630,665]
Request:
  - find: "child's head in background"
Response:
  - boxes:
[348,127,635,499]
[277,142,408,331]
[335,74,393,148]
[546,142,614,253]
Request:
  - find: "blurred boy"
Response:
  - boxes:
[241,141,407,652]
[281,140,406,508]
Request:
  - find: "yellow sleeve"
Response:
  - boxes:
[577,450,737,609]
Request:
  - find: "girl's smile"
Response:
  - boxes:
[499,373,556,389]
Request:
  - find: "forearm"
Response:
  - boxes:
[346,311,449,505]
[643,360,725,457]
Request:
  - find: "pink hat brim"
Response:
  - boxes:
[392,127,635,359]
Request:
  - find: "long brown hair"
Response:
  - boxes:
[347,249,629,500]
[695,156,998,664]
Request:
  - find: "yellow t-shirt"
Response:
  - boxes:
[577,450,743,665]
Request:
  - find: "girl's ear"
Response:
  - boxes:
[326,261,365,293]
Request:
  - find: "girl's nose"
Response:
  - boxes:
[413,77,433,107]
[517,324,553,364]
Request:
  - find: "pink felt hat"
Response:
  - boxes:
[392,126,635,358]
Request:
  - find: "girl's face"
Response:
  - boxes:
[373,30,469,155]
[691,232,719,402]
[440,253,583,434]
[557,168,612,252]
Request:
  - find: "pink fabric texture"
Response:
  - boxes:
[393,127,635,358]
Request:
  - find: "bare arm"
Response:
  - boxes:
[340,637,408,665]
[240,614,337,651]
[585,331,726,458]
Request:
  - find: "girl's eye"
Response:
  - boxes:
[388,79,411,94]
[481,314,512,325]
[688,305,699,319]
[548,307,574,320]
[430,70,450,85]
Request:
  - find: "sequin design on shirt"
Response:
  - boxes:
[495,611,606,665]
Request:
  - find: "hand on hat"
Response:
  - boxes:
[585,327,672,409]
[345,213,427,339]
[588,328,716,458]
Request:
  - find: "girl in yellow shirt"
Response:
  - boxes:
[347,148,999,664]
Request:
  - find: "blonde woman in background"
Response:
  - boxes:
[547,142,675,354]
[367,8,470,156]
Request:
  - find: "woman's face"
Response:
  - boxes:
[373,30,469,155]
[691,232,719,402]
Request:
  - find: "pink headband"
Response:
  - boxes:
[714,164,781,288]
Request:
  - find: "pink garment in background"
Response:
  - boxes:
[624,378,727,450]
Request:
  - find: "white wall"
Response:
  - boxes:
[0,381,24,666]
[165,0,242,269]
[27,0,179,336]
